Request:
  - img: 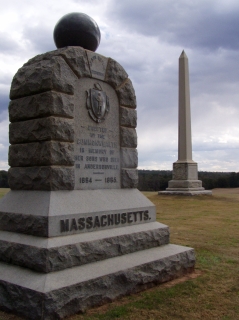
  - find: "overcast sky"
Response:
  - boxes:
[0,0,239,172]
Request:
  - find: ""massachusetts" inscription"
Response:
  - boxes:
[60,210,150,233]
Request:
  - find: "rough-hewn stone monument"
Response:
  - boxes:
[0,14,196,319]
[159,51,212,196]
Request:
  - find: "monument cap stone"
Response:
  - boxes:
[53,12,101,51]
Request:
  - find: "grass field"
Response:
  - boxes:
[0,188,238,320]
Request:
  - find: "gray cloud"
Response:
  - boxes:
[0,95,9,114]
[23,25,55,53]
[0,32,21,53]
[107,0,239,51]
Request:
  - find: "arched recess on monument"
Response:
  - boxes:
[8,47,138,190]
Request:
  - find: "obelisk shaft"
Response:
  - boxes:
[158,50,212,195]
[178,51,192,162]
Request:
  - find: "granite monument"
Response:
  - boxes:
[0,13,196,319]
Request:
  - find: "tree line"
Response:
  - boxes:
[0,170,9,188]
[138,170,239,191]
[0,170,239,190]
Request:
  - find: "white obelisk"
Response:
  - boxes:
[159,51,212,195]
[178,51,193,162]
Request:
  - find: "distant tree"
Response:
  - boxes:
[0,170,9,188]
[201,178,215,190]
[229,172,238,188]
[159,175,171,190]
[138,170,171,191]
[216,177,229,188]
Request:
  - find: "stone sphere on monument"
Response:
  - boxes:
[53,12,101,52]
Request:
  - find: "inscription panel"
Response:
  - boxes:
[188,163,198,180]
[59,210,151,234]
[86,51,108,80]
[74,78,120,189]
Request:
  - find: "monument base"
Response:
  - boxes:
[158,189,212,196]
[0,190,196,319]
[159,160,212,196]
[0,189,156,237]
[0,243,194,320]
[158,179,212,196]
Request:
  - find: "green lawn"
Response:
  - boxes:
[0,188,9,198]
[0,188,239,320]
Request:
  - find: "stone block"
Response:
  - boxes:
[121,169,138,188]
[120,106,137,128]
[10,56,76,99]
[159,190,212,196]
[117,79,136,108]
[25,47,91,79]
[0,245,195,320]
[121,148,138,168]
[9,117,74,144]
[59,47,91,78]
[167,180,203,189]
[173,162,198,180]
[8,166,74,190]
[0,189,156,237]
[0,213,48,237]
[0,222,169,272]
[86,51,108,80]
[24,49,61,65]
[9,141,74,167]
[120,127,137,148]
[105,58,128,88]
[9,91,74,122]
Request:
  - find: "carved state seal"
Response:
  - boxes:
[86,83,110,123]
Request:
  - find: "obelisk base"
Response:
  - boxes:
[159,162,212,196]
[159,188,212,196]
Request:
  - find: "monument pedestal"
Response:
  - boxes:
[0,190,195,320]
[159,188,212,196]
[159,161,212,195]
[0,45,196,319]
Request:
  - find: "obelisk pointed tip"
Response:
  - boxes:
[179,50,188,59]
